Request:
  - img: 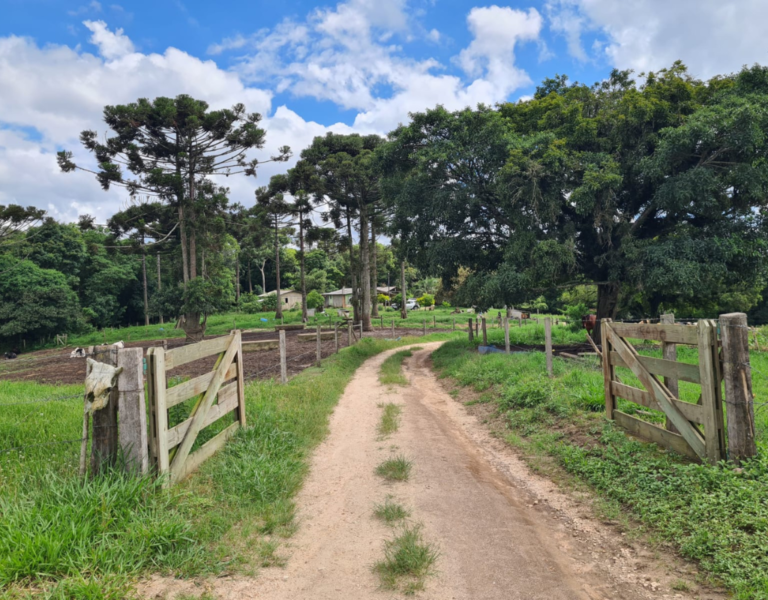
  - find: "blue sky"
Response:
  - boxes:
[2,0,768,221]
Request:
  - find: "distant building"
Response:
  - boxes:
[322,288,353,308]
[259,289,302,310]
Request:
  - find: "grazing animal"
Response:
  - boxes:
[4,351,17,360]
[582,314,597,334]
[70,347,87,358]
[112,341,125,349]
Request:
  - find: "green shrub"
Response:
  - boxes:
[417,294,434,307]
[561,303,588,332]
[240,293,262,314]
[259,293,278,312]
[307,290,324,310]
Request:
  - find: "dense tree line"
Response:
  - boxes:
[3,62,768,347]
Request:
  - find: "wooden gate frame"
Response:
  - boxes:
[146,331,246,485]
[601,319,725,463]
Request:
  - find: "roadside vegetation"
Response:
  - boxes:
[432,336,768,600]
[373,524,438,595]
[377,403,402,436]
[0,333,455,598]
[380,349,417,386]
[373,497,410,525]
[376,455,413,482]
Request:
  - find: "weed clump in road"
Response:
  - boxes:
[373,524,438,595]
[377,403,402,436]
[374,497,410,524]
[376,455,412,481]
[380,349,419,386]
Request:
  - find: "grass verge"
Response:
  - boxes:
[431,338,768,600]
[373,525,438,595]
[376,455,412,482]
[374,497,410,524]
[378,403,402,437]
[379,350,414,386]
[0,334,456,598]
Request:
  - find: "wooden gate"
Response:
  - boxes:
[146,331,246,485]
[601,319,725,463]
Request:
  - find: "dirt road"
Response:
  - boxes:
[143,342,723,600]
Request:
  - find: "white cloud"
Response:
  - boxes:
[547,0,768,77]
[83,20,134,60]
[0,25,339,222]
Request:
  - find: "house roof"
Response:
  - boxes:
[322,288,353,296]
[258,289,296,297]
[376,286,397,294]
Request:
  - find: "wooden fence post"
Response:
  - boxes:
[392,319,395,337]
[601,319,615,419]
[423,319,426,335]
[453,318,456,331]
[660,313,679,433]
[334,323,339,353]
[481,317,488,346]
[545,318,553,377]
[348,323,353,346]
[316,324,322,367]
[468,318,474,341]
[720,312,757,463]
[117,348,148,474]
[91,345,119,475]
[279,330,287,384]
[504,318,510,353]
[518,316,522,328]
[433,315,436,328]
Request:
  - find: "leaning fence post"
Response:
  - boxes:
[468,318,474,341]
[481,317,488,346]
[279,330,287,384]
[720,312,757,463]
[545,318,553,377]
[334,323,339,353]
[89,345,120,476]
[504,317,510,353]
[660,313,679,433]
[117,348,148,474]
[316,324,322,367]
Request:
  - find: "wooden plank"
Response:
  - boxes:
[614,411,700,462]
[145,347,157,469]
[243,340,279,352]
[609,352,700,384]
[607,328,707,459]
[709,319,727,460]
[172,421,240,483]
[117,348,148,474]
[699,320,723,463]
[153,348,170,480]
[660,314,679,433]
[611,381,704,423]
[545,318,553,377]
[164,334,233,370]
[274,324,305,331]
[235,335,246,428]
[165,363,238,408]
[297,331,335,341]
[169,332,241,485]
[166,381,240,448]
[610,322,699,345]
[602,319,615,419]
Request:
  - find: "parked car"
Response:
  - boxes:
[393,298,420,311]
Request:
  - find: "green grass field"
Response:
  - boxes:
[0,332,460,599]
[432,336,768,599]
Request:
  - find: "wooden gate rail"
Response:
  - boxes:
[602,319,725,464]
[146,331,246,486]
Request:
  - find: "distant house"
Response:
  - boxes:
[376,286,398,297]
[259,289,302,310]
[322,288,353,308]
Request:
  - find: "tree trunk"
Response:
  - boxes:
[370,217,379,318]
[299,216,307,322]
[141,248,149,327]
[346,208,359,324]
[359,207,372,331]
[178,204,189,285]
[274,214,283,319]
[235,252,241,304]
[400,260,407,320]
[184,312,205,343]
[594,282,620,342]
[259,260,267,296]
[156,252,163,324]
